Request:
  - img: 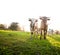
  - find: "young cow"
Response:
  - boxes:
[39,16,50,39]
[29,18,38,38]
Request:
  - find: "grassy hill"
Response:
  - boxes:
[0,30,60,55]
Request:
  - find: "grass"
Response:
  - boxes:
[0,30,60,55]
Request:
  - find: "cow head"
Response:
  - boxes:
[40,16,50,23]
[29,18,38,28]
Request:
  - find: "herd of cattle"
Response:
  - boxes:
[29,16,50,39]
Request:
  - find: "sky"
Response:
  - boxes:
[0,0,60,31]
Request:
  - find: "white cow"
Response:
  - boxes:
[29,18,38,38]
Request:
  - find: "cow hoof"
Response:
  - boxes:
[44,38,46,39]
[40,37,41,40]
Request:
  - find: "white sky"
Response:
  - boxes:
[0,0,60,31]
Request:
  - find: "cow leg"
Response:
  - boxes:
[30,32,33,39]
[40,30,42,39]
[34,30,38,38]
[44,30,47,39]
[36,31,38,37]
[36,31,38,38]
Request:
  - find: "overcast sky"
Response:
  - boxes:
[0,0,60,31]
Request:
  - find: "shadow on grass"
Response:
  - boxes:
[26,37,60,55]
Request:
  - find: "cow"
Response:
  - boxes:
[48,29,54,35]
[29,18,38,39]
[39,16,50,39]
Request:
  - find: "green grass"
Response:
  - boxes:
[0,30,60,55]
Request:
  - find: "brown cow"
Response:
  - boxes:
[29,18,38,38]
[39,16,50,39]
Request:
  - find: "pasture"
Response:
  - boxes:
[0,30,60,55]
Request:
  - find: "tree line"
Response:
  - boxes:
[0,22,22,31]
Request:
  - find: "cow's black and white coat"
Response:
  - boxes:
[29,18,38,38]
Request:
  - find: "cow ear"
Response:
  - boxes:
[39,17,42,20]
[35,20,38,22]
[29,18,31,21]
[47,19,50,20]
[40,18,42,20]
[39,16,43,20]
[47,17,50,20]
